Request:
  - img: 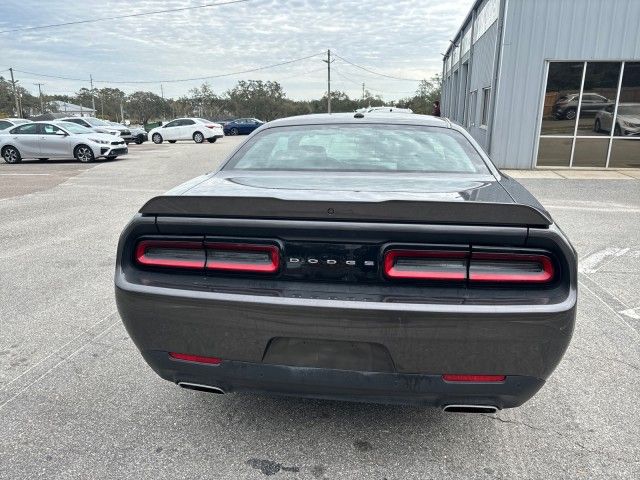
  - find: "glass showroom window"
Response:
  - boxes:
[536,61,640,168]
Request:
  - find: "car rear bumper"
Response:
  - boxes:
[143,350,544,408]
[116,272,575,407]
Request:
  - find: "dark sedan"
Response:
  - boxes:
[223,118,264,135]
[115,113,576,413]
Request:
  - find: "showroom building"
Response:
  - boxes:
[441,0,640,169]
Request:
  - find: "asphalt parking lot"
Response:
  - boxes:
[1,138,639,479]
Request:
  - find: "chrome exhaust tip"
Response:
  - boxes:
[177,382,225,394]
[442,404,499,414]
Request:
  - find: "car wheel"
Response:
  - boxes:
[229,127,239,136]
[208,137,217,143]
[594,119,602,133]
[2,146,21,164]
[74,145,95,163]
[135,135,144,145]
[152,133,163,144]
[37,158,49,161]
[193,131,205,143]
[565,108,576,120]
[614,124,622,136]
[168,140,177,144]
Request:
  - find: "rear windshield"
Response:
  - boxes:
[224,124,490,174]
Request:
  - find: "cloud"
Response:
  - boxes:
[0,0,473,100]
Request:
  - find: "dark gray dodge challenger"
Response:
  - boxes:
[115,113,576,413]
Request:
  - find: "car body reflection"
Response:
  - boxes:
[552,92,613,120]
[594,103,640,136]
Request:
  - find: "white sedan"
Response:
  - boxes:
[0,118,32,131]
[0,121,127,164]
[149,118,224,144]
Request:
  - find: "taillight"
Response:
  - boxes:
[206,125,214,129]
[469,252,554,283]
[442,374,506,382]
[134,239,280,274]
[383,249,467,280]
[135,240,205,269]
[205,242,279,273]
[383,248,555,284]
[169,352,222,365]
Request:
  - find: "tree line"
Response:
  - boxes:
[0,75,441,125]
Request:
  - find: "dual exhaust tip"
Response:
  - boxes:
[177,382,499,413]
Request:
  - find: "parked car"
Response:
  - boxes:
[0,118,32,131]
[552,92,613,120]
[223,118,264,135]
[107,121,148,144]
[115,113,576,412]
[148,118,224,144]
[594,103,640,136]
[0,121,127,163]
[59,117,134,143]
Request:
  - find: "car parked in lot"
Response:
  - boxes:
[107,121,148,144]
[60,116,134,143]
[0,118,32,131]
[0,121,127,163]
[116,113,577,412]
[149,118,224,144]
[223,118,264,135]
[594,103,640,136]
[552,92,613,120]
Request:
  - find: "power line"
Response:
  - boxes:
[332,68,416,95]
[332,53,423,82]
[12,52,324,85]
[0,0,254,35]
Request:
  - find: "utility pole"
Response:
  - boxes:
[90,74,96,112]
[9,68,21,117]
[120,101,125,124]
[160,84,164,99]
[322,49,333,114]
[34,83,45,114]
[362,83,365,102]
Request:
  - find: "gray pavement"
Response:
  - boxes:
[1,138,639,479]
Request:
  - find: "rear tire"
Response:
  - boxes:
[2,146,21,164]
[565,108,576,120]
[135,135,144,145]
[229,127,238,136]
[74,145,95,163]
[152,133,163,144]
[207,137,217,143]
[193,131,204,143]
[594,119,602,133]
[168,140,177,144]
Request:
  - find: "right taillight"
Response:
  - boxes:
[383,249,467,280]
[383,249,555,284]
[469,252,554,283]
[205,242,279,274]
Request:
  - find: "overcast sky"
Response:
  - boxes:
[1,0,473,101]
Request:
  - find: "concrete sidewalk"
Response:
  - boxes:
[503,168,640,179]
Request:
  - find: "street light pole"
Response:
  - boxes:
[34,83,45,114]
[90,74,96,112]
[9,68,21,117]
[322,49,333,114]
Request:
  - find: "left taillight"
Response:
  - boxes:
[135,240,205,269]
[134,239,280,274]
[205,242,279,273]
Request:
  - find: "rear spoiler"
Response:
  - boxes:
[139,196,552,227]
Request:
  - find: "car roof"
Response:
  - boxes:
[265,112,452,129]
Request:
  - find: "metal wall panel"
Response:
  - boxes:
[491,0,640,168]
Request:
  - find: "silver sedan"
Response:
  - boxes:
[0,121,128,164]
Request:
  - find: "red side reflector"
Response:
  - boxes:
[383,249,467,280]
[169,352,223,365]
[442,374,506,382]
[469,252,554,283]
[205,242,279,273]
[135,240,205,269]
